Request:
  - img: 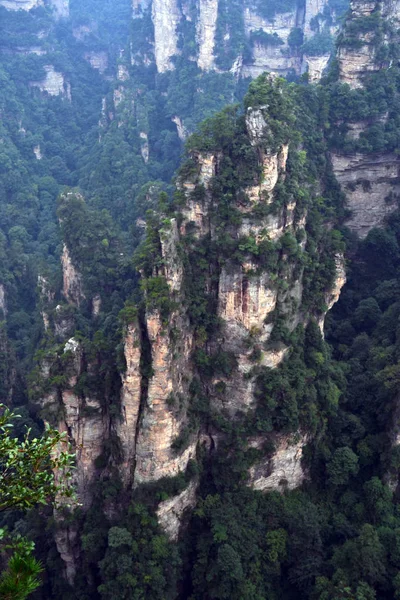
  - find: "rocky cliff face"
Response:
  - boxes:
[41,78,347,561]
[331,153,400,238]
[332,0,400,237]
[30,65,71,99]
[151,0,181,72]
[337,0,379,89]
[138,0,345,80]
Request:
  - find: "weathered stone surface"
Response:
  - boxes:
[337,1,378,88]
[54,519,80,586]
[319,254,346,331]
[152,0,181,72]
[31,65,71,99]
[248,434,307,492]
[180,152,216,237]
[304,0,327,36]
[196,0,218,71]
[33,144,42,160]
[118,322,142,487]
[157,481,198,540]
[61,244,85,306]
[304,54,330,83]
[134,312,197,483]
[331,153,400,237]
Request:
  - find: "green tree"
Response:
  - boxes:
[0,405,75,599]
[327,447,359,485]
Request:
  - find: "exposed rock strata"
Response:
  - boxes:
[331,153,400,237]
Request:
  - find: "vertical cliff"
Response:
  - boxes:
[331,0,400,237]
[152,0,181,72]
[140,0,346,80]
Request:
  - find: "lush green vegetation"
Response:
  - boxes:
[2,1,400,599]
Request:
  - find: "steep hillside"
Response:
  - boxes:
[4,0,400,599]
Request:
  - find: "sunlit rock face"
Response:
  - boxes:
[196,0,218,71]
[152,0,181,72]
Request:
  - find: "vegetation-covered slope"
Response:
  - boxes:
[3,1,400,600]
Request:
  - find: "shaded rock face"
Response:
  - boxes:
[84,51,108,74]
[42,339,107,510]
[320,254,346,331]
[156,481,198,540]
[117,323,142,487]
[331,153,400,238]
[304,54,330,83]
[134,219,197,485]
[0,284,6,317]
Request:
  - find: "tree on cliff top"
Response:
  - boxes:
[0,404,75,599]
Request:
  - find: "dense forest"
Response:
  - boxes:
[3,0,400,599]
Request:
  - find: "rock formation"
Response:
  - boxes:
[332,153,400,238]
[141,0,345,80]
[248,434,307,492]
[31,65,71,99]
[197,0,218,71]
[332,0,400,237]
[151,0,181,72]
[61,245,85,306]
